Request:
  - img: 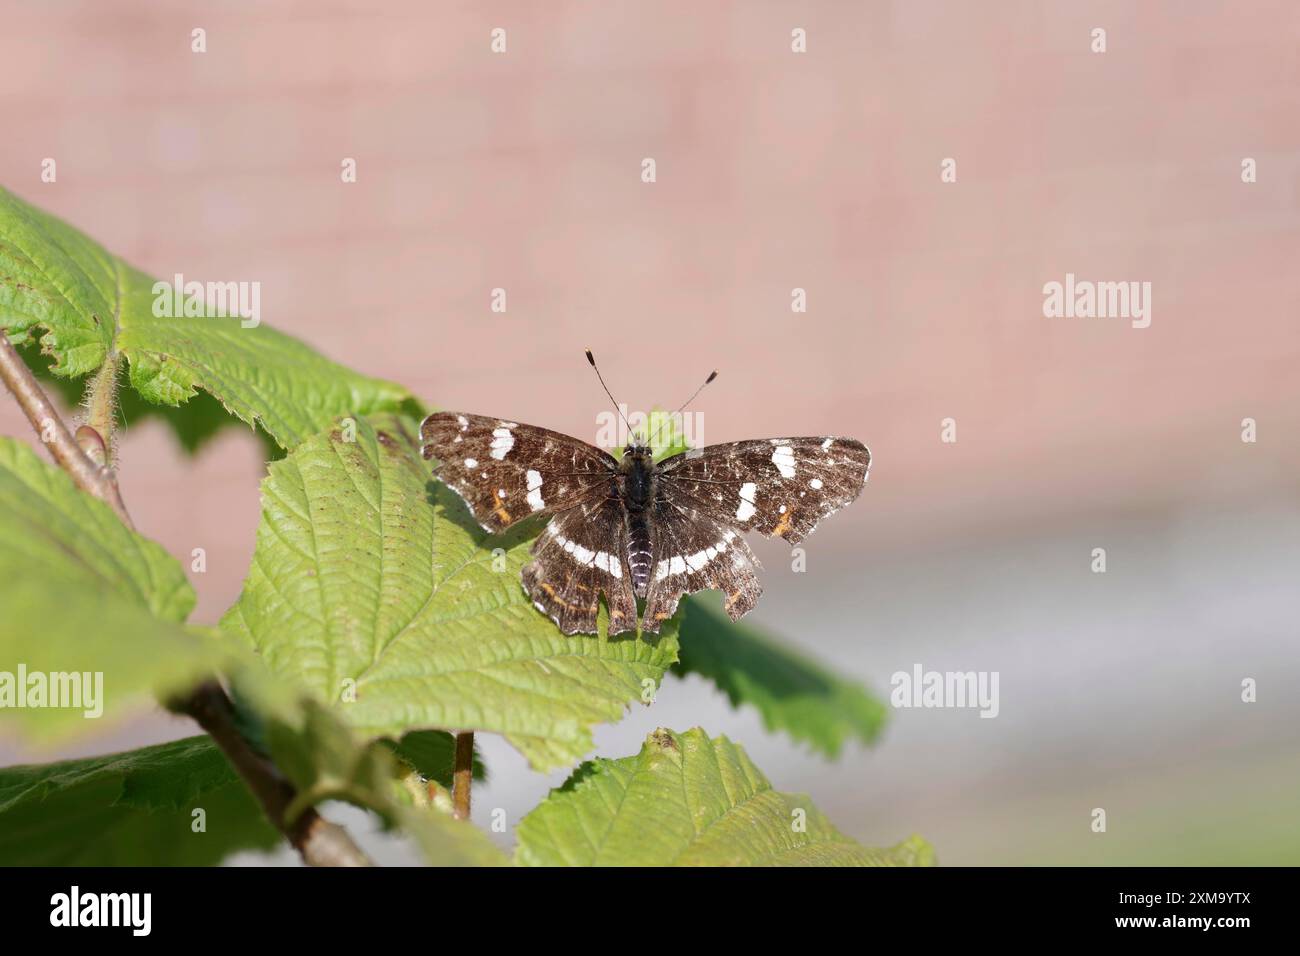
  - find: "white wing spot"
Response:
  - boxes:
[526,469,545,511]
[771,444,796,478]
[490,427,514,460]
[457,415,469,430]
[736,482,757,521]
[809,478,823,490]
[591,551,621,578]
[821,438,833,450]
[464,457,478,469]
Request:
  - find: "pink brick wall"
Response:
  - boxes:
[2,0,1297,627]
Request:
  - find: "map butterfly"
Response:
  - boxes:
[419,352,871,635]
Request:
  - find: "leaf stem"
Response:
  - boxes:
[0,331,373,867]
[81,351,120,466]
[452,731,474,821]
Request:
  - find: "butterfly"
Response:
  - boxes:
[419,351,871,636]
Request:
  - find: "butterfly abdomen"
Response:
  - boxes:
[626,511,654,598]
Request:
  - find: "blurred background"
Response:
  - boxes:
[2,0,1298,864]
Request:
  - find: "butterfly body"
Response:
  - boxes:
[420,412,870,636]
[616,441,657,596]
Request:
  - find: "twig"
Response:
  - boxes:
[0,332,133,528]
[175,682,373,867]
[452,731,474,821]
[0,329,372,866]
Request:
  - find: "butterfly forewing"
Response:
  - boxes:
[656,437,870,544]
[420,412,616,534]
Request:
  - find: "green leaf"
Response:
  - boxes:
[24,342,278,457]
[675,595,887,757]
[399,801,507,866]
[0,438,225,739]
[515,727,933,866]
[0,185,417,450]
[116,306,417,450]
[0,736,279,865]
[220,414,680,772]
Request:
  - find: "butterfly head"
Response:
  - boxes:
[623,435,652,458]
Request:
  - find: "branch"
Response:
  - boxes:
[0,330,372,866]
[452,731,474,821]
[0,332,133,528]
[174,682,373,867]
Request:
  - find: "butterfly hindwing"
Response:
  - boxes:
[656,437,870,545]
[420,412,616,534]
[641,502,763,630]
[522,496,637,636]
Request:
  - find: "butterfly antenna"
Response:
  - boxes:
[648,368,718,449]
[585,349,633,437]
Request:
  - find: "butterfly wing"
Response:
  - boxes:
[522,495,638,636]
[420,412,617,534]
[639,436,869,628]
[654,437,870,544]
[640,501,763,631]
